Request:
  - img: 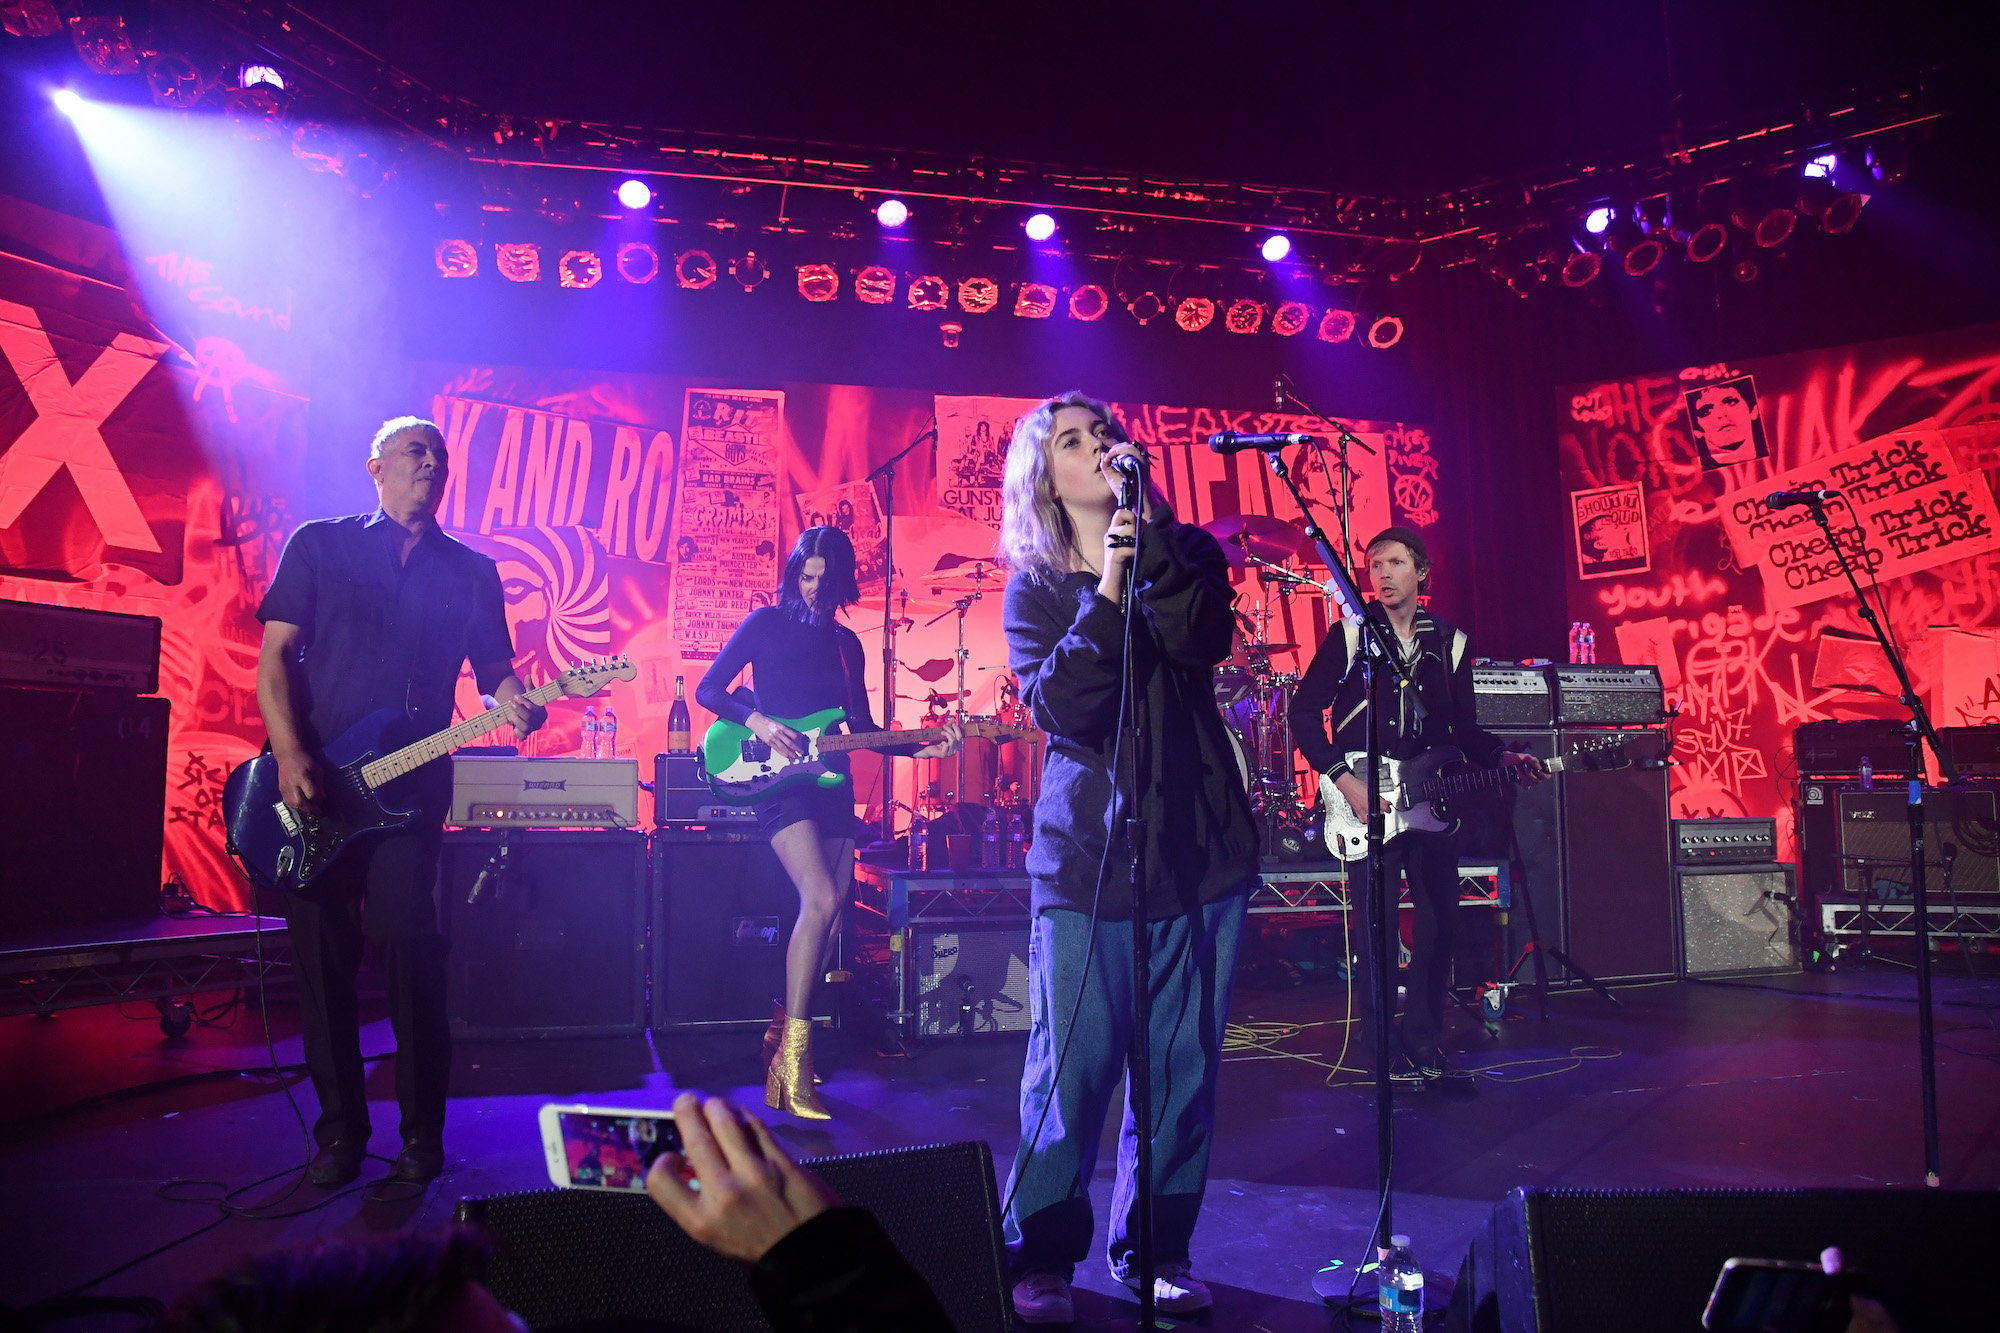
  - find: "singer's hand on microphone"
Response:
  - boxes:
[1097,440,1149,507]
[1098,508,1139,601]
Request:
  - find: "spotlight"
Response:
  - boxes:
[1560,250,1602,288]
[51,87,82,117]
[1272,301,1312,336]
[1366,315,1405,349]
[1802,152,1837,180]
[239,64,286,92]
[1752,207,1796,248]
[1622,236,1665,277]
[1260,233,1292,263]
[1225,299,1268,333]
[1067,284,1109,321]
[1582,205,1614,236]
[1821,191,1868,234]
[1024,212,1057,242]
[616,178,653,210]
[875,198,909,229]
[1175,297,1216,332]
[1317,308,1357,343]
[1685,221,1728,263]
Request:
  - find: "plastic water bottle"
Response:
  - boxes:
[1567,622,1581,664]
[1007,808,1028,869]
[1581,623,1596,664]
[981,805,1003,868]
[1860,755,1874,791]
[580,705,600,759]
[600,706,618,757]
[1378,1234,1423,1333]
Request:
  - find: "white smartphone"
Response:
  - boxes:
[537,1103,687,1192]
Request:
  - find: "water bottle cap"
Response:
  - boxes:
[1389,1233,1411,1248]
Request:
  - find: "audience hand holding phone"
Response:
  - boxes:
[645,1091,837,1263]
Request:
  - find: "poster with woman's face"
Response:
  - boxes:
[1683,375,1769,469]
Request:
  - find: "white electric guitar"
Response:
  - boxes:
[1318,737,1631,862]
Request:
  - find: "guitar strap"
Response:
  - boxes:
[1335,620,1466,733]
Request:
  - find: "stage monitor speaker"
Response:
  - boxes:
[0,688,168,935]
[1465,728,1567,971]
[907,918,1033,1037]
[1559,726,1676,982]
[441,830,648,1038]
[1444,1185,2000,1333]
[460,1138,1011,1333]
[1675,864,1800,978]
[652,826,827,1029]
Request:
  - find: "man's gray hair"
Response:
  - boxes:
[369,416,443,459]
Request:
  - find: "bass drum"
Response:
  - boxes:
[1212,664,1254,709]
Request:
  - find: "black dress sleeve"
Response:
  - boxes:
[696,609,765,726]
[1004,573,1128,743]
[746,1206,954,1332]
[1131,505,1236,669]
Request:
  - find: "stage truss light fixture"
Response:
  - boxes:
[146,53,205,107]
[1366,315,1405,349]
[1024,212,1057,242]
[856,265,896,303]
[1175,297,1216,332]
[957,276,1000,313]
[1623,234,1665,277]
[496,243,542,283]
[1317,308,1357,343]
[1686,221,1729,263]
[51,87,82,117]
[1260,233,1292,262]
[616,178,653,210]
[797,263,840,301]
[1820,191,1868,234]
[239,64,286,92]
[68,13,139,74]
[939,320,963,349]
[435,239,478,278]
[1067,284,1109,321]
[558,250,603,289]
[1225,299,1267,333]
[875,198,909,229]
[1127,291,1163,324]
[907,275,949,311]
[1272,301,1312,336]
[1561,249,1603,287]
[676,250,717,289]
[1014,282,1057,318]
[1803,152,1838,179]
[1582,205,1614,236]
[615,242,659,283]
[3,2,61,38]
[731,251,769,291]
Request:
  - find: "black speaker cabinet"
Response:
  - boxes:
[0,688,168,935]
[1559,726,1676,982]
[652,826,830,1029]
[1468,729,1567,970]
[441,830,648,1038]
[461,1138,1010,1332]
[1675,864,1799,978]
[1445,1185,2000,1333]
[1837,786,1998,897]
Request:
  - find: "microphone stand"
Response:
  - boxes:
[866,421,938,850]
[1114,460,1158,1332]
[1275,377,1376,573]
[1803,494,1959,1186]
[1253,444,1418,1288]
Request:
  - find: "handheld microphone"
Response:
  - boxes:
[1208,431,1315,453]
[1107,450,1144,512]
[1766,488,1838,510]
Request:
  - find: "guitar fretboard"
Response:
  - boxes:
[813,723,1034,754]
[1412,753,1576,804]
[359,678,572,787]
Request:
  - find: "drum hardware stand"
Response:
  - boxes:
[867,420,939,846]
[921,565,986,816]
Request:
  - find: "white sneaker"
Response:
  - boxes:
[1129,1261,1213,1314]
[1012,1272,1075,1325]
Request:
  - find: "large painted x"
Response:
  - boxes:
[0,297,169,554]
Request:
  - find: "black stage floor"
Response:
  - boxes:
[4,954,1998,1330]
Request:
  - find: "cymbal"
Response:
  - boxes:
[1244,641,1300,655]
[896,688,969,702]
[1201,513,1305,566]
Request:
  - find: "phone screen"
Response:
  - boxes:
[1703,1258,1849,1333]
[546,1107,683,1192]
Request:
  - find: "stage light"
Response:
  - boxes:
[1821,191,1868,234]
[1752,207,1796,248]
[856,265,897,303]
[676,250,717,289]
[1366,315,1405,349]
[435,239,478,278]
[1560,250,1602,287]
[51,87,82,117]
[146,53,205,108]
[1583,205,1614,236]
[496,243,543,283]
[939,321,963,349]
[957,276,1000,313]
[558,250,603,289]
[1318,308,1357,343]
[1803,152,1837,179]
[239,64,286,92]
[1225,299,1267,333]
[797,263,840,301]
[1623,236,1665,277]
[1024,212,1057,242]
[1685,221,1728,263]
[616,178,652,210]
[1272,301,1312,336]
[875,198,909,228]
[1067,284,1109,321]
[731,251,769,291]
[615,242,659,284]
[907,275,949,311]
[1260,233,1292,263]
[1175,297,1216,332]
[1127,291,1163,324]
[68,14,139,75]
[1014,282,1057,318]
[3,3,61,38]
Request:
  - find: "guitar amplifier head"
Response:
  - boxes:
[1672,817,1778,865]
[1551,665,1664,726]
[1473,665,1554,727]
[1793,719,1916,778]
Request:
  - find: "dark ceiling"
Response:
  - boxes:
[294,0,1975,193]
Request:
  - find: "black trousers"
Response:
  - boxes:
[281,818,450,1148]
[1349,827,1462,1060]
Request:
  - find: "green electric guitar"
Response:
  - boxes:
[699,707,1037,803]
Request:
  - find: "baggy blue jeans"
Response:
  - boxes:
[1002,892,1248,1282]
